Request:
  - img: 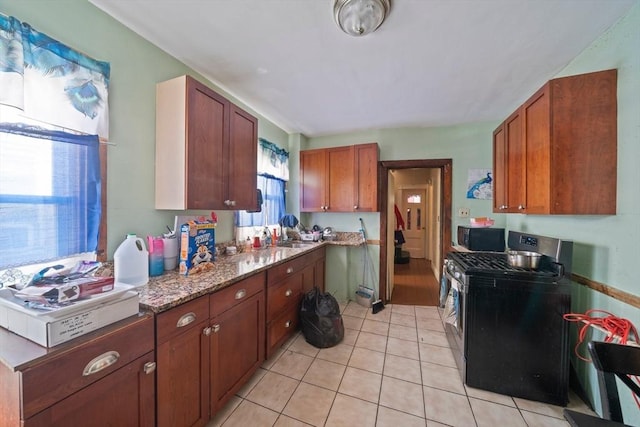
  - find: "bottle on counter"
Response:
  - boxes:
[114,234,149,287]
[147,236,164,277]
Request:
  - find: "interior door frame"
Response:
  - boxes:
[378,159,452,303]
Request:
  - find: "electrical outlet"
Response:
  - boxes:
[458,207,470,218]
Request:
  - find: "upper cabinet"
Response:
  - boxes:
[155,75,258,210]
[493,69,617,215]
[300,142,379,213]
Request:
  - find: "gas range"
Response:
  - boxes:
[442,230,575,405]
[445,230,573,285]
[445,251,562,283]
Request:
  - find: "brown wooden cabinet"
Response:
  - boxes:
[156,296,210,427]
[300,143,379,212]
[0,314,155,427]
[493,109,525,213]
[266,247,326,357]
[210,273,265,413]
[155,75,258,210]
[493,69,617,215]
[354,143,379,212]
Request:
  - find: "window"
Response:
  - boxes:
[234,138,289,243]
[235,174,286,228]
[0,123,102,269]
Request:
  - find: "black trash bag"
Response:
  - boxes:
[300,287,344,348]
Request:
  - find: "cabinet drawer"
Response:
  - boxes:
[267,274,303,320]
[156,295,209,344]
[211,272,265,317]
[267,256,309,286]
[21,315,154,419]
[266,303,300,356]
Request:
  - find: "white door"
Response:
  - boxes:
[400,188,426,258]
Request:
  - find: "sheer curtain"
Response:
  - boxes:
[0,15,110,139]
[235,139,289,229]
[0,123,101,268]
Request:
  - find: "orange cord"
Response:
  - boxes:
[564,309,640,409]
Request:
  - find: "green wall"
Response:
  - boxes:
[1,0,289,257]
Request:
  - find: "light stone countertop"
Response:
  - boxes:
[138,232,364,314]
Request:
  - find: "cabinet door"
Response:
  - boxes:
[492,124,507,213]
[227,104,258,210]
[25,353,156,427]
[326,146,355,212]
[505,110,526,213]
[157,321,210,427]
[522,86,552,214]
[300,149,327,212]
[354,143,379,212]
[155,298,209,427]
[186,76,229,210]
[210,291,265,413]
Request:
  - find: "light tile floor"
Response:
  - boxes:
[207,302,595,427]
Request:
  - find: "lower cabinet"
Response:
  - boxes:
[154,248,326,425]
[266,247,326,357]
[0,314,156,427]
[155,274,266,426]
[156,296,210,427]
[26,352,156,427]
[210,272,265,413]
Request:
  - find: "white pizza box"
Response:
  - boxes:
[0,284,140,347]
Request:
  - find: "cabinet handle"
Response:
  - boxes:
[230,200,236,207]
[518,205,525,210]
[353,205,358,210]
[203,326,212,336]
[235,289,246,300]
[499,205,507,210]
[143,362,157,375]
[286,267,294,274]
[285,289,292,297]
[176,312,196,328]
[212,324,221,333]
[83,351,120,376]
[285,320,291,328]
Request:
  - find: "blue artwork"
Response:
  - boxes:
[467,169,493,199]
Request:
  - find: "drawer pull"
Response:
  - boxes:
[212,324,221,333]
[286,267,294,274]
[203,326,212,336]
[176,312,196,328]
[235,289,246,300]
[143,362,157,375]
[285,289,292,297]
[83,351,120,376]
[285,320,291,328]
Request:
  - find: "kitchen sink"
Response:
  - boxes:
[276,240,318,249]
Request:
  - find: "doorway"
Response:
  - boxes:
[377,159,452,305]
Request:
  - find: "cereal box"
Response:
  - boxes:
[179,220,216,276]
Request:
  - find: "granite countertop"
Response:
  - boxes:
[139,232,364,314]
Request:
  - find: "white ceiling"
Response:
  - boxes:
[90,0,637,137]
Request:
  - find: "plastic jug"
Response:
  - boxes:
[147,236,164,277]
[114,234,149,287]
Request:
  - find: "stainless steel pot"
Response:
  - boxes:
[506,250,543,269]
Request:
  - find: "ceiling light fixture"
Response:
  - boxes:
[333,0,390,37]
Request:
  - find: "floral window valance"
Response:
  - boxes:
[258,138,289,181]
[0,15,110,139]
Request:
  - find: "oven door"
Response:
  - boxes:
[443,269,466,380]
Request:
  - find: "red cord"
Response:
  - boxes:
[564,309,640,409]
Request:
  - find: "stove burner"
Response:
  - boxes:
[447,251,561,278]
